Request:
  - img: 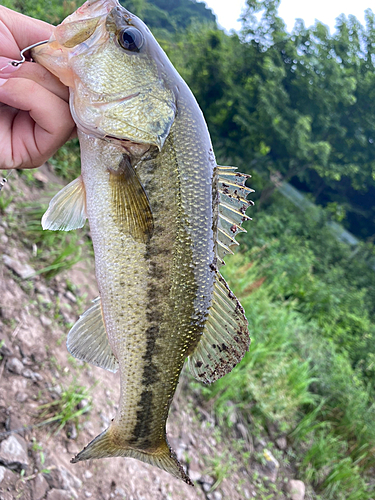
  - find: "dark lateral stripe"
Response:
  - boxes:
[129,389,153,448]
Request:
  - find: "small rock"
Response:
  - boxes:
[21,356,33,366]
[84,492,92,498]
[22,368,43,382]
[32,473,49,500]
[40,316,53,327]
[7,412,25,431]
[243,488,251,499]
[188,432,196,446]
[0,234,8,244]
[202,482,211,492]
[0,465,6,483]
[276,436,288,451]
[262,449,279,482]
[254,437,267,451]
[78,399,90,412]
[47,490,73,500]
[199,475,214,492]
[6,357,24,375]
[66,423,77,440]
[0,434,29,470]
[3,254,35,279]
[84,471,93,480]
[65,291,77,303]
[35,283,48,294]
[44,466,82,497]
[33,171,49,184]
[115,487,126,496]
[15,391,28,403]
[286,479,306,500]
[207,491,223,500]
[188,467,202,483]
[0,343,12,358]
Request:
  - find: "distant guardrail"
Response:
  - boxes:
[277,181,359,246]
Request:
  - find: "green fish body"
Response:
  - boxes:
[32,0,252,484]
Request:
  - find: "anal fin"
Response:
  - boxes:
[188,272,250,384]
[67,297,118,373]
[42,176,87,231]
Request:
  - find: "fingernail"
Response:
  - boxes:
[0,78,8,86]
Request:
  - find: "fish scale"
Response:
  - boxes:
[32,0,251,484]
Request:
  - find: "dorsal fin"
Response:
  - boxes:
[188,272,250,384]
[216,166,254,267]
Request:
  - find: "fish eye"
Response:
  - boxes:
[118,27,144,52]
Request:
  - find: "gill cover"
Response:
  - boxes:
[32,0,176,150]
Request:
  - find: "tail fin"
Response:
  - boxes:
[71,428,193,485]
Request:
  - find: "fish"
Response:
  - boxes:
[32,0,253,485]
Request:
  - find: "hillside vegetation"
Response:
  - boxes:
[1,0,375,498]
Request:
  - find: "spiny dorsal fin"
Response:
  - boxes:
[188,272,250,384]
[216,166,254,267]
[109,156,154,244]
[42,176,87,231]
[67,297,119,373]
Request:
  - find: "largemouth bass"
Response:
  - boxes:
[32,0,252,484]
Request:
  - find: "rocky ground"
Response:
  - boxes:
[0,167,308,500]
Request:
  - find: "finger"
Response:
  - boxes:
[0,78,75,168]
[0,7,53,55]
[0,57,21,74]
[0,61,69,102]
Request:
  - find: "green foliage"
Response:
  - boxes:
[20,201,91,279]
[121,0,215,33]
[203,260,316,428]
[37,382,92,435]
[244,195,375,377]
[49,139,81,181]
[200,248,375,498]
[3,0,81,24]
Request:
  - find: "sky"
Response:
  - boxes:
[203,0,372,34]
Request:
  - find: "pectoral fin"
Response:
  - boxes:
[42,176,87,231]
[67,297,118,373]
[188,272,250,384]
[109,156,154,244]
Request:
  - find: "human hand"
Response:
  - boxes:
[0,7,75,170]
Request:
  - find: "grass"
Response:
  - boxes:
[19,201,92,279]
[197,253,375,499]
[204,451,238,491]
[37,382,92,435]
